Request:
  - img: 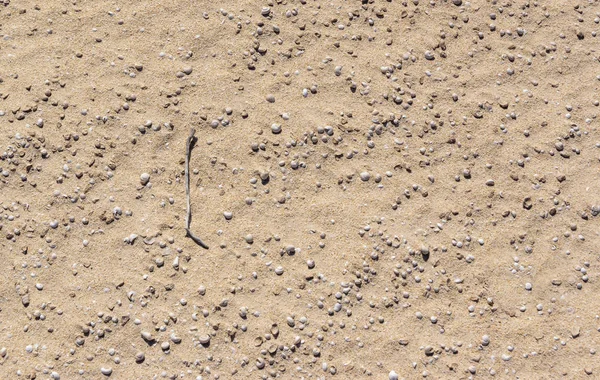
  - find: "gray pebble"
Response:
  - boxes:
[100,367,112,376]
[389,370,399,380]
[360,172,371,181]
[140,173,150,185]
[135,352,145,363]
[170,333,182,344]
[223,211,233,220]
[275,266,284,275]
[482,335,490,346]
[198,334,211,345]
[141,331,154,342]
[271,123,282,134]
[266,94,275,103]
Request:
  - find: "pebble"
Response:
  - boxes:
[141,331,154,342]
[266,94,275,103]
[135,351,145,363]
[100,367,112,376]
[271,123,282,134]
[140,173,150,185]
[389,370,399,380]
[482,335,490,346]
[198,334,211,345]
[360,172,371,181]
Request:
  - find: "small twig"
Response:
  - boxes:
[185,128,208,249]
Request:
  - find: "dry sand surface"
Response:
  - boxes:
[1,0,600,379]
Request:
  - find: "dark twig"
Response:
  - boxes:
[185,128,208,249]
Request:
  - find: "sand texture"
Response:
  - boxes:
[1,0,600,379]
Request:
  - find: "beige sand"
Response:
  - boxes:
[1,0,600,379]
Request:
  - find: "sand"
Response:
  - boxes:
[1,0,600,379]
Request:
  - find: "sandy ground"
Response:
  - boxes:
[1,0,600,379]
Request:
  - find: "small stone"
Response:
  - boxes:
[100,367,112,376]
[140,173,150,185]
[141,331,154,342]
[287,316,295,327]
[182,67,193,75]
[389,370,399,380]
[135,351,145,363]
[266,94,275,103]
[223,211,233,220]
[244,234,254,244]
[170,333,182,344]
[424,51,435,60]
[360,172,371,181]
[275,266,284,275]
[486,179,495,186]
[199,334,211,345]
[271,123,282,134]
[525,282,532,291]
[482,335,490,346]
[452,0,462,5]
